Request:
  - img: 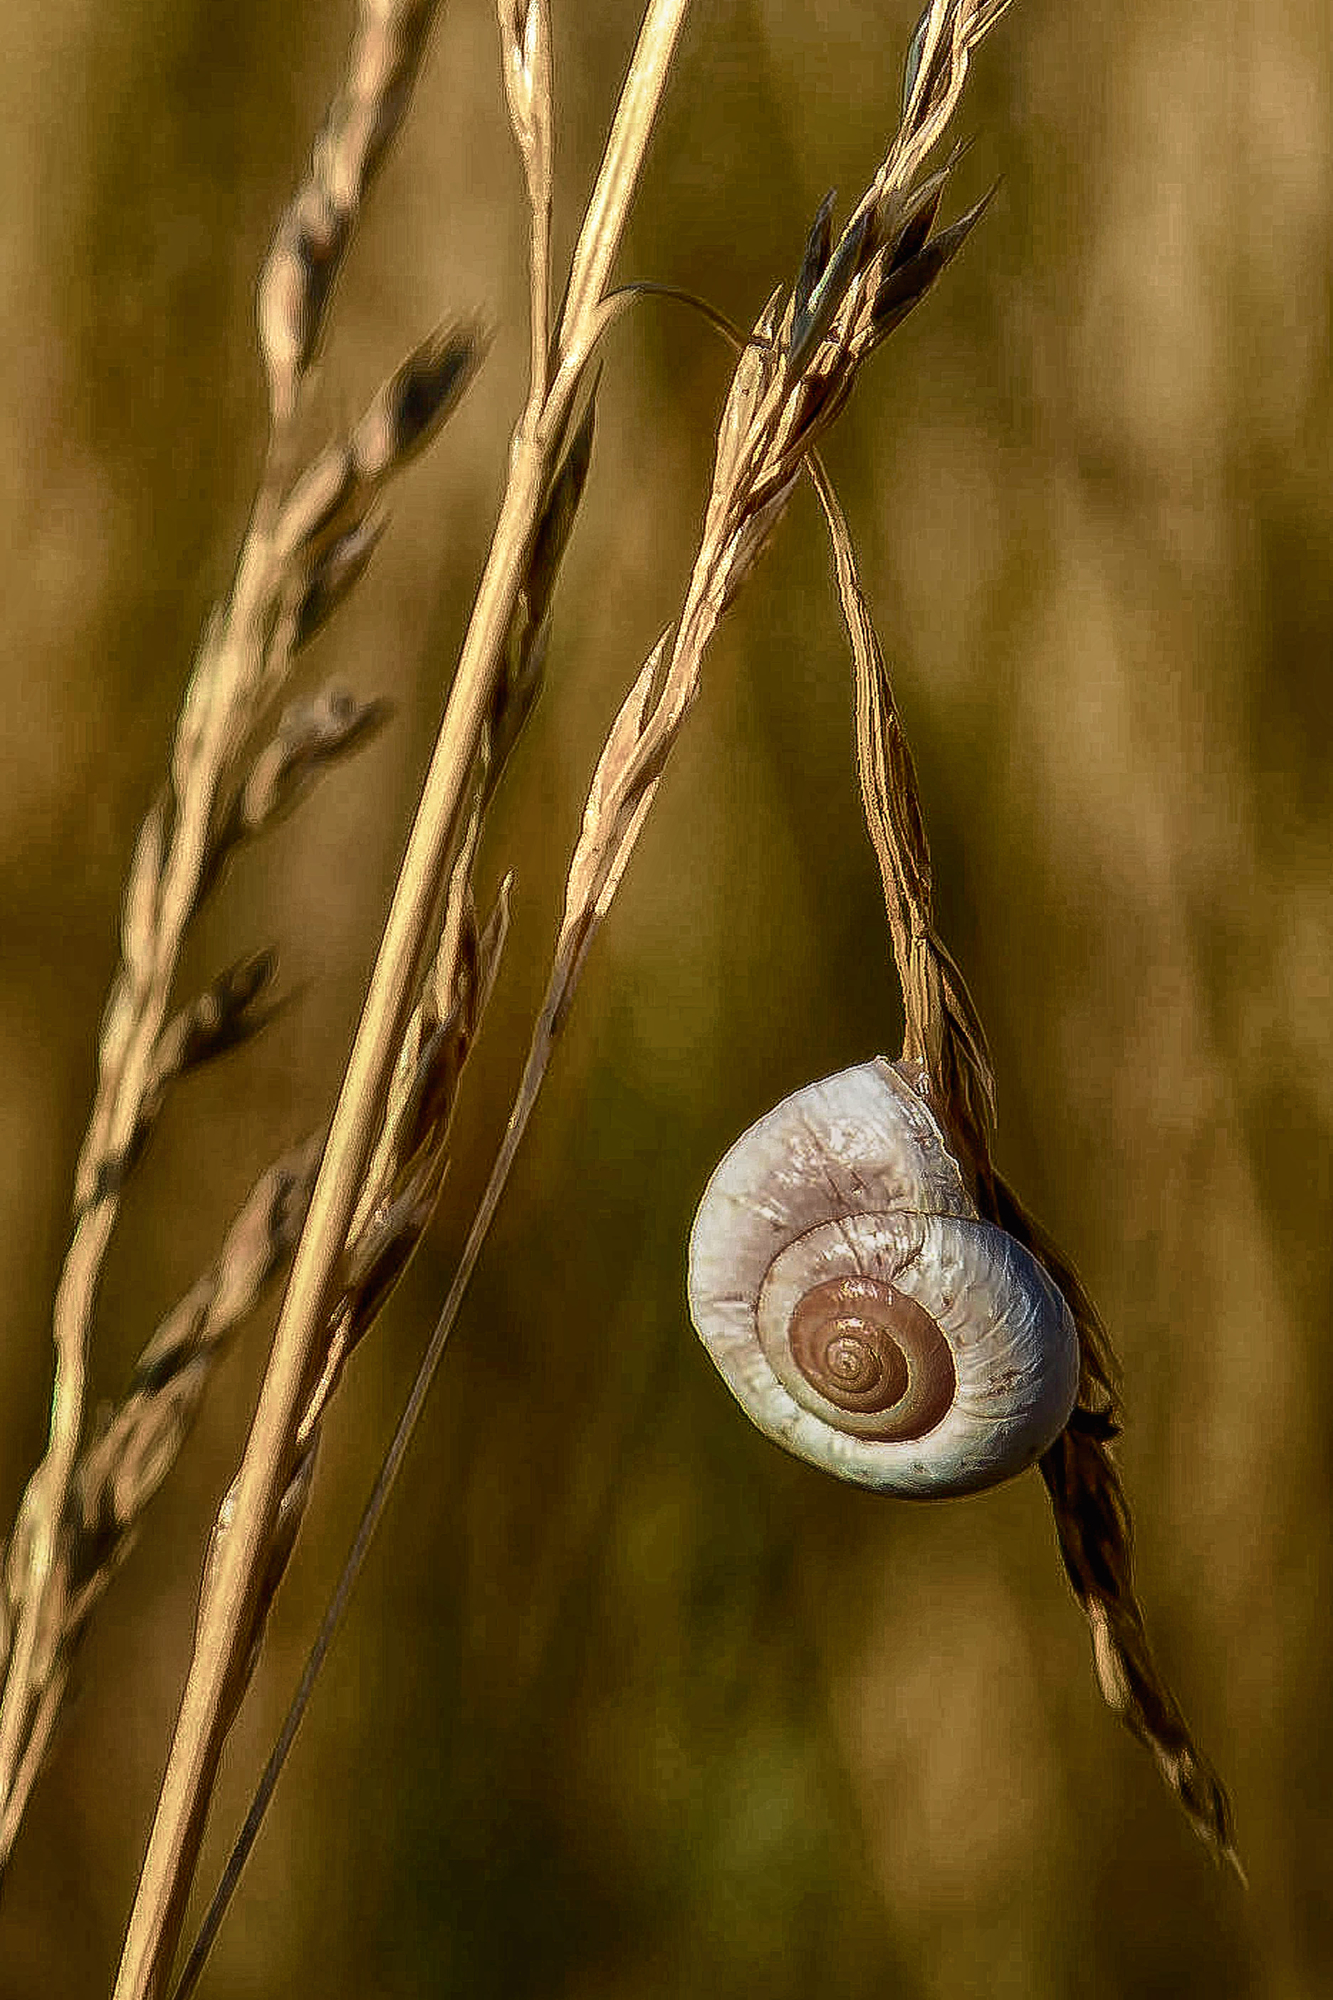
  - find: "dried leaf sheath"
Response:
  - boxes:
[811,456,1239,1875]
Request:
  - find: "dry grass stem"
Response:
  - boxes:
[113,6,691,1991]
[812,458,1240,1872]
[172,255,599,2000]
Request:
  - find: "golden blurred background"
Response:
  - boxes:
[1,0,1331,1991]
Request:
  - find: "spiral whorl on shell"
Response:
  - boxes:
[687,1059,1079,1497]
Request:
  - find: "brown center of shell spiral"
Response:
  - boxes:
[787,1275,955,1439]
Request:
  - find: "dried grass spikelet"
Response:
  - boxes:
[204,686,393,888]
[0,0,484,1880]
[258,0,445,425]
[809,448,1240,1873]
[0,1141,320,1866]
[534,6,1013,1003]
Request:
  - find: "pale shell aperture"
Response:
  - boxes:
[687,1059,1080,1497]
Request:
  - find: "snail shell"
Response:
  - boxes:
[687,1058,1079,1497]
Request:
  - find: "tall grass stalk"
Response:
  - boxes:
[113,4,691,1992]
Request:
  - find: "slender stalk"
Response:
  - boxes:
[112,5,691,1992]
[529,195,552,406]
[559,0,688,358]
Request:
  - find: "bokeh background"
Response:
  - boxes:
[1,0,1330,1992]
